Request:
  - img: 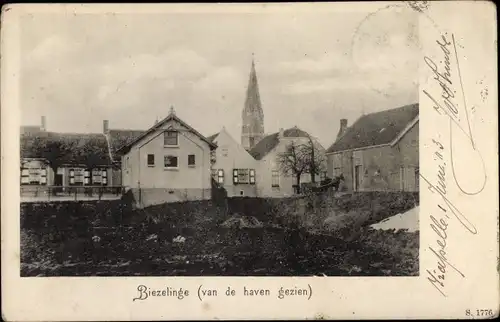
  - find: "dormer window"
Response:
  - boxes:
[164,130,178,146]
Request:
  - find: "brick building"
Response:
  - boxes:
[326,103,419,192]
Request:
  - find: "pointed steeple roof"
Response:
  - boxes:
[244,54,263,115]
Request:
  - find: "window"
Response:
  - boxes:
[188,154,196,166]
[92,169,102,184]
[147,154,155,166]
[320,171,327,181]
[164,131,178,146]
[20,168,29,184]
[20,166,47,185]
[233,169,238,184]
[164,155,178,168]
[102,170,108,185]
[70,168,85,185]
[333,167,341,177]
[217,169,224,184]
[84,170,90,185]
[249,169,256,184]
[272,170,280,187]
[82,168,107,185]
[232,168,255,184]
[237,169,249,183]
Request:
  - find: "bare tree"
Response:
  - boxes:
[276,141,308,194]
[276,139,326,194]
[300,137,326,184]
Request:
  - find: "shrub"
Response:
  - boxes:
[211,178,228,206]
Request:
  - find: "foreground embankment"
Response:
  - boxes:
[20,191,419,276]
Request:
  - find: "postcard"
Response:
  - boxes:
[1,1,498,320]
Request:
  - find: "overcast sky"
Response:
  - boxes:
[19,3,419,147]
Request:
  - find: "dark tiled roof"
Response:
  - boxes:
[20,132,112,167]
[107,129,145,162]
[249,127,311,160]
[326,103,419,153]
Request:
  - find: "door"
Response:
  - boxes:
[54,174,63,185]
[54,173,63,194]
[354,165,361,191]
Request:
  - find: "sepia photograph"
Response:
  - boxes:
[2,2,498,321]
[18,3,420,278]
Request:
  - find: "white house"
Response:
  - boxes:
[208,127,258,197]
[116,107,217,208]
[249,126,327,197]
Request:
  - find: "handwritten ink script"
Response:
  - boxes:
[405,1,430,13]
[421,33,488,297]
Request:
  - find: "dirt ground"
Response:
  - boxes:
[21,225,418,277]
[20,193,419,277]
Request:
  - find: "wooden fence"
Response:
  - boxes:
[21,185,124,202]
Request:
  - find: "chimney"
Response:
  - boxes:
[337,119,347,139]
[278,128,284,139]
[40,116,46,131]
[103,120,109,134]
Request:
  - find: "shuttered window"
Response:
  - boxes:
[232,169,256,185]
[70,168,85,185]
[20,167,47,185]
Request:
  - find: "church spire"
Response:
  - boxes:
[241,54,265,150]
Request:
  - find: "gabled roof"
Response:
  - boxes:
[326,103,419,153]
[249,126,311,160]
[20,132,112,166]
[206,133,219,143]
[107,129,145,162]
[116,112,218,155]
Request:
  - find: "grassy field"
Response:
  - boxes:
[20,192,419,276]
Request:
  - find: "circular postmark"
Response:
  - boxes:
[350,4,421,98]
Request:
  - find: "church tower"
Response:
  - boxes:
[241,55,265,150]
